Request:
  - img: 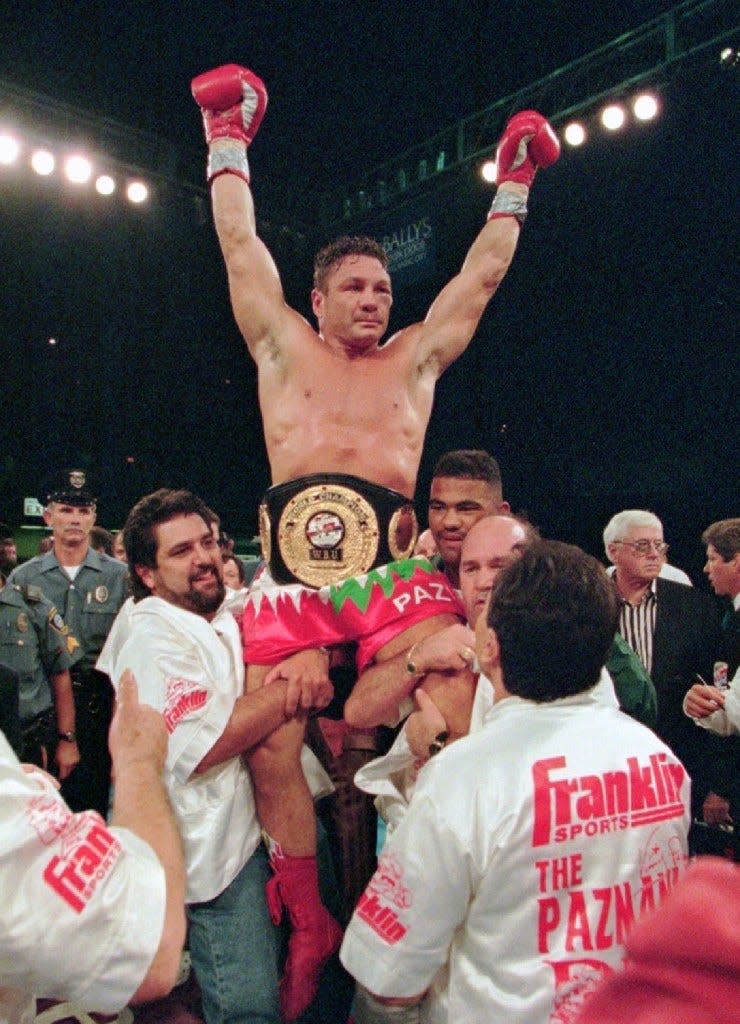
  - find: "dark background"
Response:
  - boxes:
[1,1,737,578]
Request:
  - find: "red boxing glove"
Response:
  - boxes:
[495,110,560,188]
[191,64,268,147]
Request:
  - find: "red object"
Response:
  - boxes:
[191,64,268,146]
[495,109,560,187]
[577,857,740,1024]
[265,853,344,1021]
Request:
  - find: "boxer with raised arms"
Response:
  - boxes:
[192,62,559,1021]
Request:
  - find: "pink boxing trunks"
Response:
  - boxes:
[242,557,464,672]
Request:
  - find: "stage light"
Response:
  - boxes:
[0,133,21,165]
[633,93,659,121]
[65,154,93,184]
[601,104,626,131]
[719,46,738,69]
[31,149,55,176]
[480,159,497,183]
[564,122,586,146]
[126,180,148,203]
[95,174,116,196]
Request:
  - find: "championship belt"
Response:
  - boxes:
[259,473,418,588]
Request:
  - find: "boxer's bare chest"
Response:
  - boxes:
[257,339,433,493]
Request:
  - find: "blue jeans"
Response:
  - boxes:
[187,844,281,1024]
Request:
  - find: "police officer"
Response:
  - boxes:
[8,472,127,816]
[0,540,80,775]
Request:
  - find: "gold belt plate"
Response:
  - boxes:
[277,483,381,587]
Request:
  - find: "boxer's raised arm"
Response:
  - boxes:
[416,111,560,377]
[192,65,294,359]
[416,212,521,375]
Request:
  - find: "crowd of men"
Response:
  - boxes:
[2,461,737,1024]
[2,59,738,1024]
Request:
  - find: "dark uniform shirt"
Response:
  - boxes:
[0,582,79,723]
[8,547,128,815]
[9,548,128,674]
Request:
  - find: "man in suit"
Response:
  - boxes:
[702,518,740,674]
[684,517,740,836]
[604,509,730,826]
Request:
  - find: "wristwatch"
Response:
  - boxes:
[58,730,77,743]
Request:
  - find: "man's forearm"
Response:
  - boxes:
[345,650,420,728]
[110,761,187,1002]
[460,200,521,290]
[51,669,76,735]
[195,678,290,772]
[212,166,258,259]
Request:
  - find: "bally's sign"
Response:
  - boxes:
[379,201,436,288]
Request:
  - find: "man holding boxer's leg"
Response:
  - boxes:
[192,62,559,1020]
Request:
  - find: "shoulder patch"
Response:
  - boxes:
[47,608,80,656]
[48,607,67,634]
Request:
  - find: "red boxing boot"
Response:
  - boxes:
[494,109,560,188]
[265,852,343,1022]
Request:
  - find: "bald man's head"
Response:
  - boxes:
[459,514,535,625]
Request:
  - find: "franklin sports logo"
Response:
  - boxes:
[164,675,209,733]
[532,752,685,846]
[43,812,122,913]
[356,852,412,945]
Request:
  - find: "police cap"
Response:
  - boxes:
[40,469,97,508]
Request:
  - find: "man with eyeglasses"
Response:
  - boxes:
[603,510,732,832]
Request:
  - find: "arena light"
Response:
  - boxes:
[601,103,626,131]
[564,122,586,146]
[0,133,21,165]
[64,153,93,184]
[95,174,116,196]
[632,92,659,121]
[31,148,55,176]
[480,159,497,183]
[126,180,149,203]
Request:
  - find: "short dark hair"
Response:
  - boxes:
[702,518,740,562]
[89,525,114,556]
[313,236,388,291]
[0,522,13,544]
[432,450,503,489]
[487,539,618,702]
[223,553,246,586]
[122,489,215,601]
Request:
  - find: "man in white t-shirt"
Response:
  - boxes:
[101,488,334,1024]
[0,670,186,1024]
[341,540,690,1024]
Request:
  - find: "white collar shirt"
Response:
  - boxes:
[0,734,165,1022]
[107,596,261,903]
